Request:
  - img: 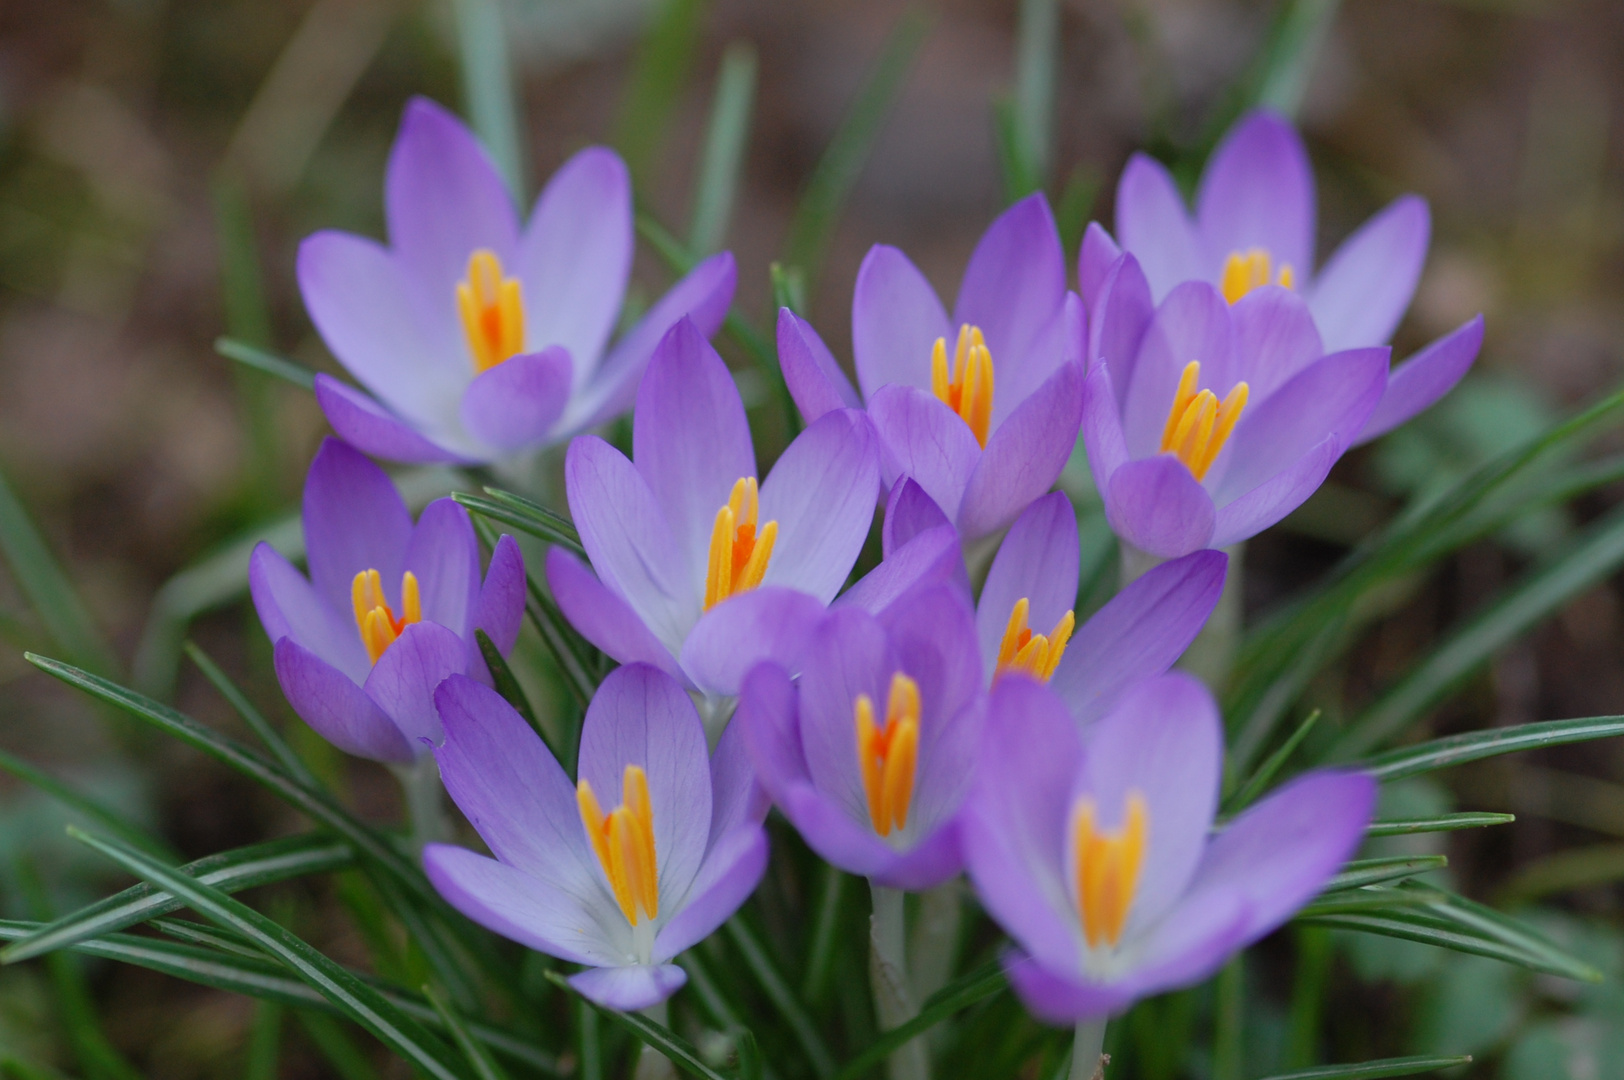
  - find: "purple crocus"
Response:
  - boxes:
[547,317,881,701]
[963,672,1374,1024]
[1081,252,1388,559]
[424,665,768,1010]
[249,438,524,762]
[1082,109,1482,444]
[736,584,982,890]
[299,97,736,465]
[777,193,1086,541]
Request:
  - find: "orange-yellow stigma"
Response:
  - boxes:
[1158,361,1248,482]
[456,249,525,372]
[704,477,778,610]
[995,598,1075,683]
[350,569,421,664]
[1072,791,1148,949]
[577,765,660,926]
[931,324,995,447]
[1219,247,1295,304]
[855,673,921,837]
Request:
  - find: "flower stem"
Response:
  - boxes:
[634,1000,675,1080]
[1068,1019,1108,1080]
[907,879,962,1006]
[869,882,929,1080]
[390,755,450,854]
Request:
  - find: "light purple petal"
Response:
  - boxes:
[958,360,1084,541]
[759,409,880,602]
[866,385,980,527]
[882,476,953,558]
[737,661,812,805]
[680,587,826,698]
[778,308,860,425]
[315,375,477,464]
[576,664,712,913]
[1079,364,1129,491]
[1310,195,1430,352]
[363,620,466,746]
[1104,456,1216,559]
[404,498,481,638]
[976,491,1079,683]
[1050,550,1227,725]
[953,193,1067,385]
[1228,285,1323,401]
[992,291,1084,434]
[708,711,767,842]
[797,608,897,824]
[1196,111,1315,283]
[1078,222,1122,315]
[545,547,685,682]
[1210,435,1339,547]
[273,638,413,762]
[424,845,620,967]
[1087,255,1154,413]
[249,542,369,683]
[778,781,911,880]
[839,524,964,616]
[1115,154,1203,300]
[473,534,525,655]
[1356,315,1483,444]
[852,245,951,399]
[653,826,768,960]
[458,347,573,451]
[517,147,632,384]
[568,964,688,1011]
[867,818,963,891]
[302,438,413,618]
[1120,283,1234,460]
[1003,951,1138,1026]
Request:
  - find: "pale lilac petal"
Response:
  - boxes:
[797,608,897,823]
[839,524,963,616]
[778,308,860,425]
[576,664,712,911]
[868,820,963,891]
[953,193,1067,385]
[458,347,573,451]
[424,845,620,967]
[1111,889,1250,998]
[1002,952,1138,1026]
[867,385,981,526]
[1228,285,1323,400]
[992,291,1083,434]
[976,491,1079,683]
[759,409,880,602]
[517,147,632,383]
[1115,154,1203,299]
[1087,255,1154,413]
[737,661,812,806]
[1050,550,1227,725]
[1078,222,1122,314]
[1356,316,1483,444]
[633,319,756,591]
[1196,111,1314,282]
[473,535,525,655]
[545,548,684,682]
[882,476,952,558]
[249,542,369,683]
[1309,195,1430,352]
[1104,456,1217,559]
[958,360,1084,541]
[680,588,826,698]
[363,621,467,746]
[852,245,951,399]
[1211,435,1339,547]
[708,713,767,842]
[315,375,478,464]
[653,826,768,960]
[569,965,688,1011]
[302,438,413,617]
[1120,283,1233,460]
[404,498,481,637]
[1079,364,1128,490]
[273,638,414,762]
[565,436,695,653]
[778,782,899,878]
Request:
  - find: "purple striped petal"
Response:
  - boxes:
[839,524,963,616]
[302,438,413,618]
[737,661,811,805]
[1356,316,1483,445]
[953,193,1067,385]
[424,845,620,967]
[759,409,880,603]
[545,547,685,682]
[867,385,981,525]
[273,638,414,762]
[797,608,896,823]
[1309,195,1429,352]
[653,825,768,960]
[1078,222,1122,314]
[1087,254,1153,412]
[1228,285,1323,401]
[778,308,860,425]
[404,498,481,638]
[568,964,688,1011]
[458,347,573,451]
[249,541,369,684]
[958,360,1084,541]
[1195,111,1314,284]
[1115,154,1203,300]
[363,620,467,746]
[1002,952,1139,1026]
[473,534,525,656]
[852,245,951,399]
[315,375,477,464]
[976,491,1079,683]
[1104,456,1216,559]
[1120,283,1233,460]
[882,476,952,558]
[679,587,826,698]
[1079,364,1129,489]
[1211,435,1339,547]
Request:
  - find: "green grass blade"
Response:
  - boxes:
[1366,813,1515,836]
[296,1011,381,1080]
[449,0,525,198]
[800,863,849,1002]
[452,491,584,556]
[475,630,545,741]
[1295,888,1447,918]
[547,971,730,1080]
[725,917,837,1078]
[154,917,268,961]
[243,1000,283,1080]
[735,1029,763,1080]
[1320,855,1448,893]
[0,748,178,863]
[1498,843,1624,905]
[1225,709,1320,811]
[1351,714,1624,782]
[689,42,757,256]
[1417,886,1603,981]
[616,0,706,189]
[214,336,316,391]
[1252,0,1342,117]
[1295,906,1600,981]
[782,10,930,292]
[424,984,513,1080]
[834,960,1006,1080]
[184,641,318,787]
[1010,0,1059,194]
[1255,1055,1473,1080]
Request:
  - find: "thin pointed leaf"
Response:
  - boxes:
[214,336,317,391]
[801,863,849,1003]
[184,641,319,787]
[614,0,705,190]
[296,1011,381,1080]
[1295,888,1447,918]
[0,748,178,863]
[1351,715,1624,782]
[547,971,730,1080]
[735,1029,763,1080]
[689,41,757,256]
[244,1001,283,1080]
[424,984,513,1080]
[1009,0,1059,195]
[1416,885,1603,982]
[834,961,1006,1080]
[452,492,584,557]
[154,917,270,961]
[449,0,525,198]
[475,630,543,740]
[1296,904,1601,981]
[1255,1055,1473,1080]
[1367,813,1515,837]
[725,917,836,1079]
[1498,843,1624,905]
[1225,709,1319,812]
[1320,856,1448,894]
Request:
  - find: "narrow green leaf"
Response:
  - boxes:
[452,491,584,557]
[0,748,178,863]
[1351,714,1624,782]
[296,1011,382,1080]
[1297,907,1600,981]
[834,961,1005,1080]
[1367,812,1515,836]
[475,630,544,740]
[725,917,836,1078]
[771,262,808,318]
[1010,0,1060,192]
[547,970,730,1080]
[800,863,848,1003]
[734,1029,764,1080]
[154,917,270,961]
[214,337,317,391]
[243,1000,283,1080]
[1498,843,1624,904]
[424,984,512,1080]
[1255,1055,1472,1080]
[1252,0,1342,116]
[577,997,602,1080]
[1321,855,1448,893]
[689,42,757,256]
[184,641,318,787]
[1419,886,1603,981]
[449,0,525,198]
[1213,956,1244,1080]
[616,0,706,188]
[1295,888,1447,918]
[1225,709,1320,811]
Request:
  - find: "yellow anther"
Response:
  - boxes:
[456,249,526,372]
[855,674,921,837]
[350,569,421,664]
[1158,361,1248,482]
[703,477,778,610]
[995,598,1075,683]
[1219,247,1294,304]
[930,324,995,447]
[577,765,660,926]
[1072,791,1148,949]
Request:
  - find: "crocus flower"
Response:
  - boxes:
[1081,109,1482,444]
[1081,252,1388,559]
[963,672,1374,1024]
[777,193,1085,541]
[249,438,524,762]
[737,584,982,889]
[424,665,768,1010]
[547,317,880,701]
[299,96,736,465]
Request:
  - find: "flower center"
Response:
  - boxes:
[350,569,421,664]
[704,477,778,610]
[456,248,525,372]
[931,324,995,447]
[1220,247,1294,304]
[1158,360,1248,482]
[854,673,920,838]
[1071,791,1148,949]
[995,597,1075,683]
[577,764,660,926]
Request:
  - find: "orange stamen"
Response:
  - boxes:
[1071,792,1149,949]
[577,765,661,925]
[350,569,421,664]
[456,249,525,372]
[994,597,1075,683]
[1219,247,1294,304]
[930,324,996,447]
[704,477,778,610]
[1157,361,1248,482]
[855,674,921,837]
